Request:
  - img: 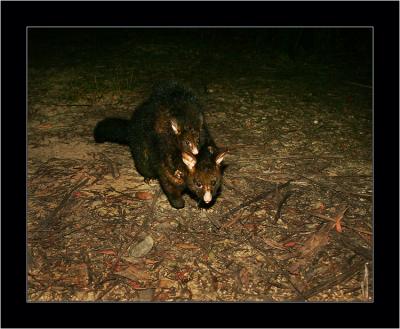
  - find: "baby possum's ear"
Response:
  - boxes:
[215,148,228,166]
[171,118,181,135]
[182,152,197,171]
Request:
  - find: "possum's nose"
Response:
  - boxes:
[191,145,199,155]
[204,191,212,203]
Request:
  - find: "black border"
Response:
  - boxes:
[2,1,399,328]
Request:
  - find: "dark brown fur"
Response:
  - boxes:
[94,81,215,209]
[182,145,228,206]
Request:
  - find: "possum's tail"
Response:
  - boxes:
[93,118,131,145]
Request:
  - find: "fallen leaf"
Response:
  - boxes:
[255,254,264,262]
[159,278,178,289]
[243,223,257,230]
[284,241,297,248]
[288,259,306,274]
[60,263,89,287]
[137,288,155,301]
[37,123,52,129]
[127,280,143,289]
[335,220,343,233]
[239,268,250,287]
[175,269,191,283]
[128,235,154,258]
[97,249,117,255]
[312,201,325,211]
[201,254,209,261]
[175,243,199,250]
[116,265,151,281]
[298,224,331,258]
[135,191,154,200]
[144,258,159,265]
[334,206,348,233]
[263,238,287,251]
[154,291,170,301]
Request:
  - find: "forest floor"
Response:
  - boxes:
[27,30,373,302]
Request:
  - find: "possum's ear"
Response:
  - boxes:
[182,152,196,171]
[171,119,181,135]
[215,149,228,166]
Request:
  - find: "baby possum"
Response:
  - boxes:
[150,143,227,209]
[182,145,228,206]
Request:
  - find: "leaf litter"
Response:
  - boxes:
[28,36,372,302]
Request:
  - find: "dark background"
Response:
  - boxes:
[27,27,373,121]
[28,27,372,62]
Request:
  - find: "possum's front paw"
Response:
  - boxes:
[169,197,185,209]
[144,178,157,184]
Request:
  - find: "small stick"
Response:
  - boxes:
[361,262,369,300]
[274,191,292,223]
[39,178,89,229]
[298,174,372,198]
[62,223,95,238]
[100,153,120,178]
[307,211,372,236]
[248,239,306,300]
[141,187,162,231]
[298,261,365,300]
[344,81,372,89]
[48,103,92,107]
[108,186,136,200]
[267,155,344,160]
[332,232,372,260]
[221,209,247,229]
[220,180,292,224]
[81,250,93,286]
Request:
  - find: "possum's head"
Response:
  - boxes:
[182,146,227,205]
[171,116,203,155]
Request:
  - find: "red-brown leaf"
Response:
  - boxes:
[335,220,343,233]
[175,243,199,250]
[97,249,116,255]
[127,280,143,289]
[135,191,154,200]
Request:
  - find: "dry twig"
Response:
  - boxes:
[297,260,365,300]
[274,191,292,223]
[308,211,372,236]
[38,178,89,230]
[220,180,292,225]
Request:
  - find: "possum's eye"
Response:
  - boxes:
[195,180,202,188]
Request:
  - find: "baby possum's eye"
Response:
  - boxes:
[194,180,202,188]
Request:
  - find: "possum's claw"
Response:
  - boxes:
[144,178,157,184]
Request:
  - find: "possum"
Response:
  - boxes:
[93,81,225,209]
[94,81,206,154]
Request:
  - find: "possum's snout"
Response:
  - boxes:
[204,191,212,203]
[191,144,198,155]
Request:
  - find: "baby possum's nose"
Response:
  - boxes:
[204,190,212,203]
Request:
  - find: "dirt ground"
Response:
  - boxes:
[27,30,373,302]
